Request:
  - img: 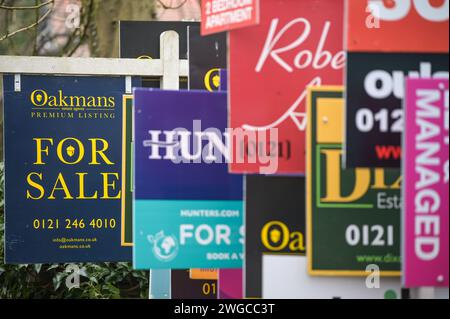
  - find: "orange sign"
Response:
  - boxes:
[347,0,449,53]
[189,269,219,280]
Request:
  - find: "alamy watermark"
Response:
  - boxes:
[365,264,381,289]
[366,2,381,29]
[142,120,280,174]
[365,0,449,29]
[65,3,80,29]
[65,264,81,290]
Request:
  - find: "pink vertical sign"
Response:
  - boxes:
[218,269,243,299]
[404,78,449,288]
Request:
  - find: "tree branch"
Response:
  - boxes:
[0,4,53,42]
[0,0,53,10]
[33,0,40,55]
[157,0,188,10]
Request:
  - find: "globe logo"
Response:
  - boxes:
[147,231,179,262]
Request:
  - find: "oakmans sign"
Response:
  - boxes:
[3,74,135,263]
[30,89,116,108]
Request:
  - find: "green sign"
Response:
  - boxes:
[306,87,401,276]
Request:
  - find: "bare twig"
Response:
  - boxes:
[0,4,53,41]
[158,0,188,10]
[0,0,53,10]
[3,8,20,55]
[33,0,39,55]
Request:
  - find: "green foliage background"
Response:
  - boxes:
[0,162,149,299]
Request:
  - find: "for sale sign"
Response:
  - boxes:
[345,0,449,168]
[307,86,401,276]
[133,90,243,270]
[201,0,260,35]
[229,0,345,174]
[3,75,136,263]
[403,78,449,288]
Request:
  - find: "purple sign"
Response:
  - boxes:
[403,78,449,288]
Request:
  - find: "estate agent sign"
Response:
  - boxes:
[403,78,449,288]
[3,75,135,263]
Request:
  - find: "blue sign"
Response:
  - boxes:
[3,74,136,263]
[219,69,227,92]
[133,89,243,269]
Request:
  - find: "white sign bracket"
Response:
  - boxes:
[14,74,21,92]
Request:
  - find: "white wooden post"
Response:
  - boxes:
[160,31,180,90]
[0,32,187,78]
[149,269,171,299]
[151,30,182,299]
[150,31,181,299]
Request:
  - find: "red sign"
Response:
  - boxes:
[229,0,345,174]
[201,0,260,35]
[347,0,449,53]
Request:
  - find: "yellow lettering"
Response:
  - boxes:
[33,138,53,165]
[261,221,290,251]
[87,96,96,107]
[48,95,57,107]
[108,96,115,107]
[289,232,305,252]
[321,149,371,202]
[76,173,98,199]
[49,173,73,200]
[372,169,389,189]
[101,172,121,199]
[89,138,113,165]
[30,89,48,106]
[26,172,44,200]
[372,168,402,189]
[97,96,107,107]
[69,96,86,107]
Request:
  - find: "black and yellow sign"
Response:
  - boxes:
[188,25,226,91]
[171,270,217,299]
[119,21,198,88]
[245,175,306,298]
[3,75,138,263]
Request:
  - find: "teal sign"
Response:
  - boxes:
[134,200,243,269]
